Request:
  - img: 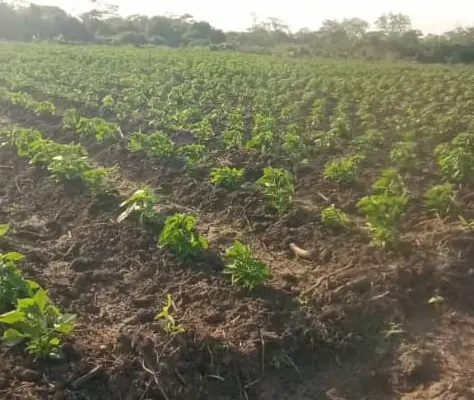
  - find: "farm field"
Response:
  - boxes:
[1,42,474,399]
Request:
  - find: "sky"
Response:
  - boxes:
[32,0,474,33]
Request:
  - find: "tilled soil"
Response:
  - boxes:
[1,106,474,399]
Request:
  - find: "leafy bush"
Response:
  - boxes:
[158,214,208,259]
[372,168,406,196]
[321,204,350,229]
[257,167,295,214]
[117,187,160,227]
[128,131,174,158]
[224,241,270,290]
[323,155,364,184]
[210,167,244,189]
[356,194,408,247]
[0,289,76,359]
[424,183,456,216]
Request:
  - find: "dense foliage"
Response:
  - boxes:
[1,3,474,63]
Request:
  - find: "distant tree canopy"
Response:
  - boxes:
[1,2,474,64]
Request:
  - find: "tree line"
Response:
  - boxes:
[1,1,474,63]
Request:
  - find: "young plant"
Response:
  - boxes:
[177,144,208,169]
[351,129,383,154]
[47,154,89,183]
[128,131,174,159]
[0,227,39,313]
[224,241,270,290]
[321,204,350,229]
[78,117,120,142]
[155,294,185,334]
[257,167,295,214]
[356,194,408,247]
[372,168,406,196]
[0,251,39,313]
[435,133,474,183]
[158,214,208,259]
[424,183,456,216]
[390,141,417,168]
[283,128,310,165]
[0,289,76,360]
[82,167,117,197]
[117,187,159,227]
[323,155,364,185]
[210,167,244,189]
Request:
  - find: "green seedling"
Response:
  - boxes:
[209,167,244,189]
[321,204,350,229]
[424,183,456,216]
[0,288,76,359]
[158,214,208,259]
[155,294,185,334]
[257,167,295,214]
[117,187,159,227]
[323,155,364,185]
[224,241,270,290]
[128,131,174,158]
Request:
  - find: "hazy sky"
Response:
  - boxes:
[33,0,474,33]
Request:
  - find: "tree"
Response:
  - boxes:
[375,12,411,36]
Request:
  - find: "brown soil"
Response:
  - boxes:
[1,105,474,399]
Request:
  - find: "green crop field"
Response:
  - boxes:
[1,42,474,399]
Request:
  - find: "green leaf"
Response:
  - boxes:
[34,289,48,312]
[26,280,40,291]
[48,337,60,346]
[54,314,76,333]
[0,310,25,324]
[3,328,28,346]
[0,224,9,237]
[1,252,25,262]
